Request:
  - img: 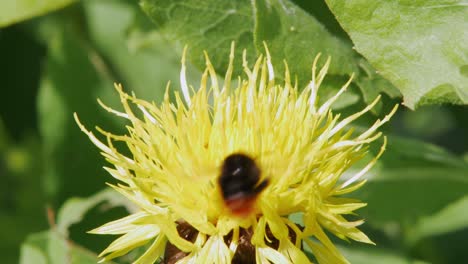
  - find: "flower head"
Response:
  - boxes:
[75,43,397,264]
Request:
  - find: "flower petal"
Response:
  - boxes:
[89,211,149,235]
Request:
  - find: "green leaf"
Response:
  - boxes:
[253,0,377,108]
[409,196,468,245]
[379,136,468,169]
[325,0,468,109]
[304,241,426,263]
[357,167,468,225]
[19,189,131,264]
[19,244,47,264]
[56,189,134,236]
[253,0,358,81]
[352,136,468,245]
[19,232,50,264]
[355,138,468,242]
[338,246,428,264]
[70,244,107,264]
[48,231,69,264]
[19,231,112,264]
[354,58,401,113]
[140,0,257,77]
[0,0,76,28]
[140,0,400,109]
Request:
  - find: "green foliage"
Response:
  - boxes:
[409,195,468,245]
[140,0,401,111]
[339,246,428,264]
[18,189,130,264]
[36,0,188,205]
[0,120,47,263]
[0,0,466,263]
[325,0,468,109]
[361,135,468,228]
[140,0,256,77]
[56,189,134,237]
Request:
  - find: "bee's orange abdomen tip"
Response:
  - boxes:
[225,196,256,216]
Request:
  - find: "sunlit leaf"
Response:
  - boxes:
[326,0,468,109]
[140,0,400,109]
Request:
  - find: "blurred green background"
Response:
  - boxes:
[1,0,467,263]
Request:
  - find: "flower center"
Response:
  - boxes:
[163,221,299,264]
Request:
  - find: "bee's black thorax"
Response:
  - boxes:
[218,153,268,199]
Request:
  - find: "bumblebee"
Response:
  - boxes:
[218,153,269,216]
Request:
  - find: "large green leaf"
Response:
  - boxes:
[252,0,379,108]
[252,0,358,81]
[0,0,76,28]
[325,0,468,109]
[140,0,400,110]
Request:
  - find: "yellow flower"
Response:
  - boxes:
[75,43,397,264]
